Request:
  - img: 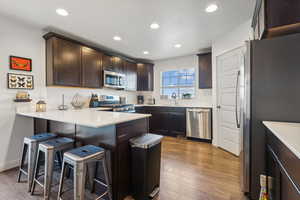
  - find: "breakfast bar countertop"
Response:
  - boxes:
[263,121,300,159]
[16,108,151,128]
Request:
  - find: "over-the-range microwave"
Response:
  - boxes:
[103,70,126,89]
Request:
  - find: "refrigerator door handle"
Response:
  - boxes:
[235,70,241,128]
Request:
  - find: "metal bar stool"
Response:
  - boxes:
[58,145,112,200]
[31,137,74,200]
[17,133,57,192]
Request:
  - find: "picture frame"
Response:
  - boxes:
[7,73,34,90]
[9,56,32,72]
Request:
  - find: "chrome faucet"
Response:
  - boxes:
[171,92,178,105]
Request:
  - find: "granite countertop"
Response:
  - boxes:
[134,104,213,108]
[16,108,151,128]
[263,121,300,159]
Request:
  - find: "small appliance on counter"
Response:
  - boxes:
[147,97,155,105]
[120,96,126,104]
[137,95,144,104]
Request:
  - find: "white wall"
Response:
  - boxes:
[211,19,253,146]
[0,16,46,171]
[0,16,137,171]
[146,55,212,107]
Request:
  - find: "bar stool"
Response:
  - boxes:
[17,133,57,192]
[58,145,112,200]
[31,137,74,200]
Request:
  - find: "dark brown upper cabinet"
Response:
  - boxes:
[112,56,124,73]
[252,0,300,39]
[102,54,113,71]
[46,37,82,87]
[81,47,103,88]
[102,55,124,73]
[44,32,154,89]
[124,60,137,91]
[137,63,154,91]
[198,53,212,89]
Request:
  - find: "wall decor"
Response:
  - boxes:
[10,56,32,71]
[7,73,34,90]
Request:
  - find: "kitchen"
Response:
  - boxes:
[0,0,300,200]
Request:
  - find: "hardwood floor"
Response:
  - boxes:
[156,137,245,200]
[0,137,246,200]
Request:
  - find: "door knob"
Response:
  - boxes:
[217,105,221,109]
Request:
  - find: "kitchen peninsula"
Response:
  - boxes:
[17,108,151,200]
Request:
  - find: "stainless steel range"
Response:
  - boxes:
[90,95,135,113]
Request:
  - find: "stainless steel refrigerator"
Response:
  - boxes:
[240,33,300,200]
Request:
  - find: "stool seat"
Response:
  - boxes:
[27,133,57,142]
[64,145,104,161]
[40,137,74,150]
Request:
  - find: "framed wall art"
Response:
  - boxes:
[7,73,34,90]
[10,56,32,71]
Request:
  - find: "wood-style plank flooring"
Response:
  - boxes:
[0,137,246,200]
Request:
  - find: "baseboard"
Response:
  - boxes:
[0,159,19,172]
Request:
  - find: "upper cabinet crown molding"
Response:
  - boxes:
[252,0,300,39]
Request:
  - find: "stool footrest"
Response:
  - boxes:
[19,168,28,176]
[93,178,108,187]
[95,191,109,200]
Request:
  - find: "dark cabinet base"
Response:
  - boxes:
[136,106,186,137]
[265,129,300,200]
[34,118,149,200]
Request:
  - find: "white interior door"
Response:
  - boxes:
[216,47,244,156]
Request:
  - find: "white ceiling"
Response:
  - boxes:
[0,0,255,61]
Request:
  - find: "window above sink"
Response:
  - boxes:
[160,68,195,99]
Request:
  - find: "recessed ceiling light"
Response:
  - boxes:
[113,36,122,41]
[205,4,218,13]
[143,51,149,55]
[56,8,69,16]
[150,23,160,29]
[174,44,182,48]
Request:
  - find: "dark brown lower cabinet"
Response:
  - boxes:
[266,129,300,200]
[136,106,186,137]
[149,111,169,135]
[34,118,148,200]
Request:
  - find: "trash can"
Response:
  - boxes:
[130,133,163,200]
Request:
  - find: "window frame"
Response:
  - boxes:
[160,68,196,99]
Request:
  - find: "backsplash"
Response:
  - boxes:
[45,87,138,109]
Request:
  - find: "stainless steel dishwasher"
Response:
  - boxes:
[186,108,212,141]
